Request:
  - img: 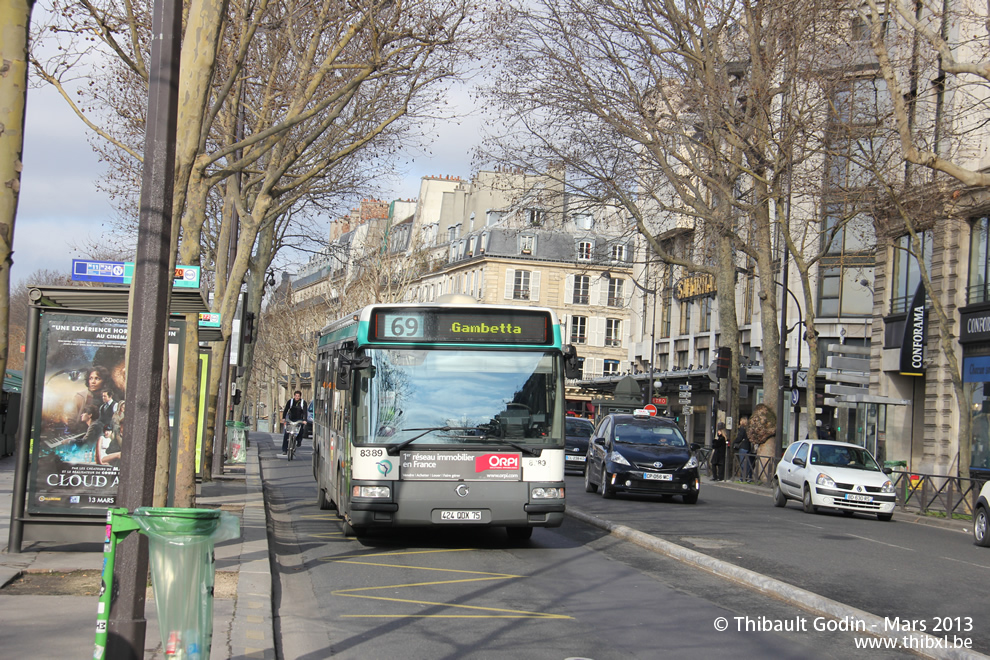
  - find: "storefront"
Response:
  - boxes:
[959,305,990,479]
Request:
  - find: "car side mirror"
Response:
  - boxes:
[563,344,582,379]
[882,467,893,475]
[690,442,701,452]
[593,437,606,447]
[793,457,805,468]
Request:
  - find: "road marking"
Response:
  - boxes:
[843,533,914,551]
[940,555,990,570]
[328,549,571,620]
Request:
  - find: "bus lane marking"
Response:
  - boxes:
[327,550,572,620]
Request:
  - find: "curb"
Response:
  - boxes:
[566,507,987,660]
[227,444,275,660]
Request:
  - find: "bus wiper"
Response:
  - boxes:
[484,438,541,457]
[385,427,475,456]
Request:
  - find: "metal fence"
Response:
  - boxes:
[697,447,986,518]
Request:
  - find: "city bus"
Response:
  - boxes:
[312,296,580,539]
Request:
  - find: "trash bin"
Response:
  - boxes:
[133,507,239,659]
[225,421,248,464]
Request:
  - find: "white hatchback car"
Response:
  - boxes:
[773,440,896,521]
[975,481,990,547]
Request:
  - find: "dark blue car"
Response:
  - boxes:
[584,410,701,504]
[564,417,595,475]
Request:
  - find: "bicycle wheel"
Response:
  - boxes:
[287,432,296,461]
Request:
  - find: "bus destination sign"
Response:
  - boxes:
[370,308,551,345]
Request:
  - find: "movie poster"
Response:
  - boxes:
[28,313,129,514]
[27,314,183,515]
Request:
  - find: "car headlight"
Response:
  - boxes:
[607,450,631,466]
[881,480,894,493]
[682,456,698,469]
[816,473,836,488]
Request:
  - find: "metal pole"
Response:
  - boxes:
[7,298,40,553]
[794,328,802,444]
[106,0,180,654]
[775,254,789,460]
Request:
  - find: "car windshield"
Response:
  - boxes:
[810,444,881,471]
[566,419,593,437]
[354,348,563,447]
[614,422,687,447]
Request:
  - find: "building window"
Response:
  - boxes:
[675,350,689,369]
[660,288,672,338]
[893,230,933,312]
[679,300,692,335]
[968,218,990,305]
[574,213,593,230]
[605,319,621,347]
[570,316,587,344]
[743,271,755,325]
[817,208,874,318]
[573,275,590,305]
[699,296,713,332]
[603,359,620,376]
[611,244,627,262]
[656,352,669,372]
[697,348,709,368]
[577,241,594,261]
[520,235,536,255]
[607,278,624,307]
[527,209,545,226]
[468,237,476,256]
[513,270,531,300]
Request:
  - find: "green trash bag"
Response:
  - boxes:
[133,507,240,659]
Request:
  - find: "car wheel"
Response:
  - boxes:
[877,512,893,522]
[975,506,990,547]
[842,510,855,517]
[506,526,534,541]
[584,464,597,492]
[682,491,699,504]
[599,466,614,499]
[802,485,818,514]
[772,478,787,507]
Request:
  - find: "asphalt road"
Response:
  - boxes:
[566,471,990,654]
[254,433,962,659]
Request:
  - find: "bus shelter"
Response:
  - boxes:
[8,285,216,550]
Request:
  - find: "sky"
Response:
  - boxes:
[12,67,486,286]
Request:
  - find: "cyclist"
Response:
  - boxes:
[281,390,309,454]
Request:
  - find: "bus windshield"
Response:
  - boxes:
[354,349,563,448]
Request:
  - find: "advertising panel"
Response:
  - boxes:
[27,313,180,515]
[400,451,521,480]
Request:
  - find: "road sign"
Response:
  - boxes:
[72,259,201,288]
[652,397,667,405]
[791,388,799,406]
[643,404,657,416]
[678,394,692,402]
[679,384,692,391]
[682,406,694,415]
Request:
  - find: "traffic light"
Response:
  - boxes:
[243,312,256,344]
[716,346,731,378]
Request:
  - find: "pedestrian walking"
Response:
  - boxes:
[711,422,728,481]
[733,416,752,481]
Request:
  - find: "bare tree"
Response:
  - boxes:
[0,0,35,391]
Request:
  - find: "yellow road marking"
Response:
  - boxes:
[327,549,571,620]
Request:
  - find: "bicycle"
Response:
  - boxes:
[285,421,304,461]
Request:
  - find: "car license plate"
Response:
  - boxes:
[844,493,872,503]
[565,455,586,462]
[440,510,482,521]
[643,472,672,481]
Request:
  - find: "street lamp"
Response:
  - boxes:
[775,277,806,456]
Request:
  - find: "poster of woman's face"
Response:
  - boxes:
[28,313,128,515]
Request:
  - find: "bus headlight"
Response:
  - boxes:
[353,485,390,498]
[531,487,564,499]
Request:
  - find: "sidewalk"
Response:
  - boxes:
[0,444,274,659]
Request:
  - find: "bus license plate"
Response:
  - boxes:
[845,493,872,503]
[440,510,482,521]
[565,455,586,462]
[643,472,672,481]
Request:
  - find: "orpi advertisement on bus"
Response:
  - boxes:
[400,451,522,481]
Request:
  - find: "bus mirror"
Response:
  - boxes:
[563,345,581,379]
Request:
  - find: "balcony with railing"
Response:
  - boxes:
[513,288,531,300]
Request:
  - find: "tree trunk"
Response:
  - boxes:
[174,312,201,507]
[0,0,34,391]
[152,354,171,507]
